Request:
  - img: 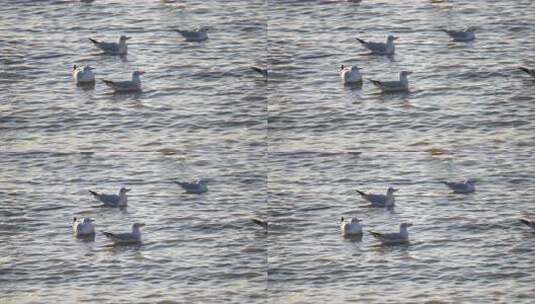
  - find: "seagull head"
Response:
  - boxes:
[73,65,78,70]
[400,71,413,76]
[387,187,399,193]
[132,71,145,77]
[120,187,131,194]
[73,217,77,222]
[401,222,413,228]
[82,218,95,224]
[120,35,132,41]
[133,223,146,229]
[387,35,399,41]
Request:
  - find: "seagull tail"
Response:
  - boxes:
[88,38,99,45]
[251,219,268,229]
[355,37,367,45]
[251,67,265,76]
[88,190,99,197]
[520,219,532,227]
[101,79,114,86]
[369,231,382,238]
[369,80,382,87]
[519,67,531,75]
[356,190,366,197]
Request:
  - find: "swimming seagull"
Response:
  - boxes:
[519,219,535,230]
[251,219,268,232]
[441,27,476,42]
[89,187,130,207]
[356,187,397,208]
[340,65,362,84]
[88,35,130,55]
[103,223,145,245]
[251,67,268,80]
[174,179,208,194]
[355,35,398,55]
[370,223,412,245]
[72,65,95,84]
[72,217,95,237]
[340,217,362,236]
[441,179,475,194]
[102,71,145,93]
[370,71,412,93]
[175,27,210,42]
[519,67,535,77]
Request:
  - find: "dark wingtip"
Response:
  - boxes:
[355,37,366,44]
[356,190,366,196]
[519,67,530,74]
[520,219,531,226]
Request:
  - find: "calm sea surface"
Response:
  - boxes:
[2,0,535,303]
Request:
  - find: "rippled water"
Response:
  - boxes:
[2,0,535,303]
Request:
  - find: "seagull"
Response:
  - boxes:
[251,219,268,232]
[520,219,535,230]
[355,35,398,55]
[88,187,130,207]
[340,65,362,84]
[103,223,145,245]
[340,217,362,236]
[370,71,412,93]
[356,187,397,208]
[519,67,535,77]
[174,179,208,194]
[441,27,476,42]
[72,65,95,84]
[251,67,268,80]
[102,71,144,93]
[175,27,210,42]
[88,35,130,55]
[370,223,412,245]
[441,179,475,194]
[72,217,95,237]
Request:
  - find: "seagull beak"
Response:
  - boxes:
[90,218,96,222]
[393,188,399,192]
[138,71,145,75]
[125,188,131,192]
[139,223,146,227]
[88,67,95,70]
[394,36,399,40]
[405,71,413,75]
[125,36,132,40]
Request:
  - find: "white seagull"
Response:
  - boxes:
[356,35,398,55]
[72,217,95,237]
[103,223,145,245]
[72,65,95,84]
[370,71,412,93]
[89,187,130,207]
[520,219,535,230]
[175,179,208,194]
[88,35,131,55]
[340,217,362,236]
[441,27,476,42]
[441,179,475,194]
[175,27,210,42]
[519,67,535,77]
[340,65,362,84]
[356,187,398,208]
[102,71,144,93]
[370,223,412,245]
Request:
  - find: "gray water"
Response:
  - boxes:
[2,0,535,303]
